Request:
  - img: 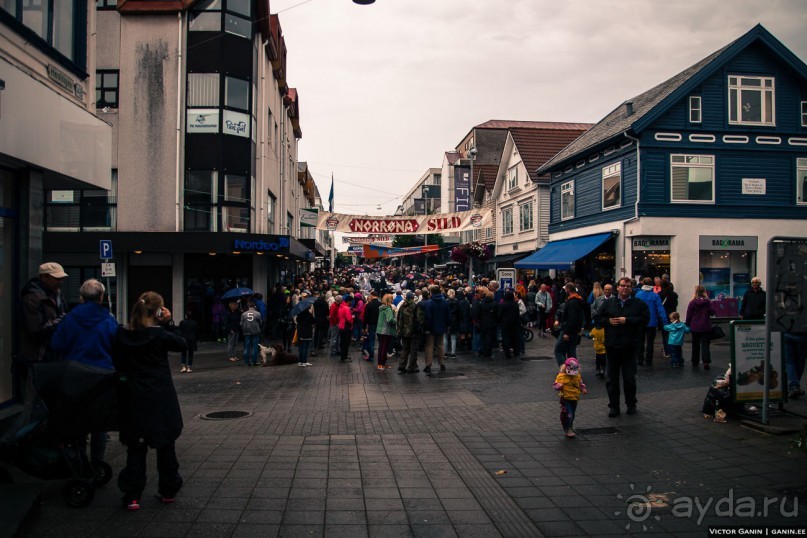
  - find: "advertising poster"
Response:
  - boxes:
[733,272,750,300]
[701,267,730,299]
[731,322,783,403]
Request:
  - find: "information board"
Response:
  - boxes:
[730,321,784,403]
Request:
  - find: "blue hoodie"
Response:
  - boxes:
[635,286,668,328]
[51,302,118,370]
[424,293,451,335]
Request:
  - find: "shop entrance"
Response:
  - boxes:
[128,266,173,315]
[185,254,252,340]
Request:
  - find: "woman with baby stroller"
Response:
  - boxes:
[114,291,187,511]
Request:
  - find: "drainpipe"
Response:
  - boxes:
[175,12,183,231]
[261,41,268,234]
[621,130,641,277]
[280,107,285,235]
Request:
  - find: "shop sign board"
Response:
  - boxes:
[631,237,670,251]
[233,237,289,252]
[187,109,220,134]
[223,110,249,138]
[300,208,318,228]
[730,321,784,403]
[699,236,758,251]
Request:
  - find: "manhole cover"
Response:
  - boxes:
[426,372,465,379]
[520,356,555,361]
[200,410,253,420]
[575,427,621,435]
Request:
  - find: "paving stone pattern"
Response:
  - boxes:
[23,335,807,537]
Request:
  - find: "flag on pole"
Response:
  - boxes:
[328,174,334,212]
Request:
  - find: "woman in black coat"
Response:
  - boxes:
[658,280,678,357]
[477,290,499,359]
[456,290,472,351]
[498,291,522,359]
[115,291,187,511]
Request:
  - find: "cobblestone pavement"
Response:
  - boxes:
[21,332,807,537]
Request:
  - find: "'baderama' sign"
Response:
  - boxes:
[234,237,289,252]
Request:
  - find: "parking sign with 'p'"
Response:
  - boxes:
[100,240,113,260]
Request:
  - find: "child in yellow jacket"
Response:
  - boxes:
[553,357,587,438]
[590,325,606,377]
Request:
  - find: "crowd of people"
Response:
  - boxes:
[12,259,807,508]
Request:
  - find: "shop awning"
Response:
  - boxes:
[488,252,530,265]
[514,233,613,270]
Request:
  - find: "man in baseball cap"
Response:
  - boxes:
[19,262,70,394]
[39,262,69,279]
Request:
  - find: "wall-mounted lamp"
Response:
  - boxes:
[133,250,143,254]
[232,251,241,255]
[256,252,264,255]
[610,229,620,236]
[208,252,217,256]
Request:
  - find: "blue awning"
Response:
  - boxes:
[514,233,613,270]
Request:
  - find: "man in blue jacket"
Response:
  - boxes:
[634,277,668,366]
[51,278,119,464]
[423,285,451,373]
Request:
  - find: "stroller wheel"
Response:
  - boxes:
[63,479,95,508]
[0,466,13,484]
[91,461,113,487]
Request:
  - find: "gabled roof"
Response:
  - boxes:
[539,24,807,173]
[509,126,591,182]
[475,119,592,131]
[474,164,501,195]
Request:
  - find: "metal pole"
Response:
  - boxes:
[468,153,475,282]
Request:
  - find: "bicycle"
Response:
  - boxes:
[523,326,534,342]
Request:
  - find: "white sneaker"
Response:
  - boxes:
[298,363,305,367]
[186,367,192,373]
[304,362,313,367]
[180,365,188,373]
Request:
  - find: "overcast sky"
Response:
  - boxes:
[277,0,807,217]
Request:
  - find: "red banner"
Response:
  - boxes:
[362,244,440,259]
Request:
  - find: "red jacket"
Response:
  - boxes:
[338,303,353,330]
[329,302,340,326]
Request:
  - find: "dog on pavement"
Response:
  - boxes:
[259,344,298,366]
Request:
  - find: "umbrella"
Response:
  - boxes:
[222,287,254,300]
[289,297,316,317]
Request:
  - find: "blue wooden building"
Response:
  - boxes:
[518,25,807,313]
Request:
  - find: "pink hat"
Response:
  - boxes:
[564,357,580,376]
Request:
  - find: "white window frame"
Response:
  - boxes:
[801,101,807,128]
[602,162,621,210]
[797,158,807,205]
[560,181,574,220]
[728,75,775,126]
[670,154,715,204]
[501,207,514,235]
[507,166,518,190]
[519,201,534,232]
[689,95,702,124]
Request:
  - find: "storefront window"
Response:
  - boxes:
[698,235,757,317]
[631,237,670,280]
[0,170,15,405]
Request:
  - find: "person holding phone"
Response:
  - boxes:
[114,291,187,512]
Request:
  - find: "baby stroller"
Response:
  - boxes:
[0,359,121,508]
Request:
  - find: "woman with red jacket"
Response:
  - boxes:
[337,295,354,362]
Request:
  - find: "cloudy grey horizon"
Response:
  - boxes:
[277,0,807,217]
